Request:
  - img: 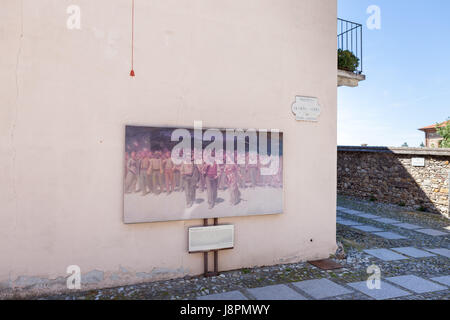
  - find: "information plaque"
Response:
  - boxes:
[189,225,234,253]
[291,96,321,122]
[411,158,425,167]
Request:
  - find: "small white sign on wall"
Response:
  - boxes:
[189,225,234,253]
[292,96,321,122]
[411,158,425,167]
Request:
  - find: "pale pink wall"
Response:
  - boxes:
[0,0,337,294]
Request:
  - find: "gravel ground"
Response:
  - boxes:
[30,196,450,300]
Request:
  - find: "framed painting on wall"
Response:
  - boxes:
[123,125,283,223]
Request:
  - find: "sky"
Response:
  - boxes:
[338,0,450,147]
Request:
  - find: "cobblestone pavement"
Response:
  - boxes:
[36,196,450,300]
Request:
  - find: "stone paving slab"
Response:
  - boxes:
[364,249,408,261]
[348,281,411,300]
[391,247,436,258]
[292,278,352,299]
[358,213,379,219]
[353,225,384,233]
[394,223,423,230]
[424,248,450,258]
[415,229,448,237]
[430,276,450,287]
[246,284,307,300]
[373,218,401,225]
[386,275,447,294]
[340,209,363,216]
[373,231,407,240]
[337,220,363,226]
[197,290,248,300]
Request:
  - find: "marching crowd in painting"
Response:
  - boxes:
[124,149,283,209]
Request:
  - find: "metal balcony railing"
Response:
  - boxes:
[338,18,363,74]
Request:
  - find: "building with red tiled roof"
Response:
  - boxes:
[418,120,449,148]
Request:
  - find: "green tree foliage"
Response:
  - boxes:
[338,49,360,72]
[436,119,450,148]
[401,142,409,147]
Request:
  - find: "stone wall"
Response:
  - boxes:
[337,147,450,218]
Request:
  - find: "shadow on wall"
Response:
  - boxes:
[337,146,450,218]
